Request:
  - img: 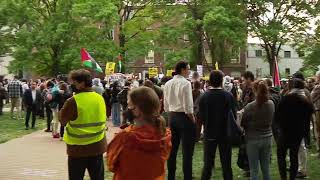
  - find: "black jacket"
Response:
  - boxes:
[23,89,41,108]
[198,89,236,141]
[275,93,314,145]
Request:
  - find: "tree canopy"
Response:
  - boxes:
[0,0,318,76]
[246,0,318,75]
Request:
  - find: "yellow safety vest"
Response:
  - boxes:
[64,92,107,145]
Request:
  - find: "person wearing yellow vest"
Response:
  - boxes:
[59,69,107,180]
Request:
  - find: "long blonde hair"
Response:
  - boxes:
[128,87,166,135]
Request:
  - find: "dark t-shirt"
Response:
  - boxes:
[241,86,255,108]
[198,89,236,141]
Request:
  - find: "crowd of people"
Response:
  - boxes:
[0,61,320,180]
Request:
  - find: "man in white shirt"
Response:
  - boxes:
[164,61,196,180]
[23,82,41,129]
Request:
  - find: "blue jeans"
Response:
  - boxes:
[111,103,121,126]
[246,136,272,180]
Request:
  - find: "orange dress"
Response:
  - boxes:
[107,125,172,180]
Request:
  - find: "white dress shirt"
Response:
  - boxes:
[31,90,36,103]
[163,75,194,114]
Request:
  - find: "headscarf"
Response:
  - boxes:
[223,76,233,92]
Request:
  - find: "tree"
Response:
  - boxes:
[154,0,246,70]
[4,0,118,76]
[112,0,169,70]
[297,22,320,76]
[0,0,13,56]
[246,0,317,75]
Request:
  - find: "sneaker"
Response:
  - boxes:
[53,134,60,138]
[44,129,52,132]
[296,171,307,179]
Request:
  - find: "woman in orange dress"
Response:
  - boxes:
[107,87,172,180]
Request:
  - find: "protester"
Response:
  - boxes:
[58,82,72,139]
[241,71,255,108]
[111,81,122,127]
[311,71,320,156]
[46,80,61,138]
[192,71,200,83]
[276,78,314,180]
[164,61,196,180]
[149,77,164,100]
[198,71,235,180]
[107,87,171,180]
[306,78,316,92]
[0,82,7,115]
[264,78,281,144]
[38,83,46,119]
[231,79,242,110]
[23,81,41,130]
[7,75,23,119]
[59,69,107,180]
[292,72,311,178]
[192,80,203,142]
[223,75,233,92]
[43,81,53,132]
[241,80,274,180]
[118,81,130,111]
[240,71,255,177]
[103,85,112,120]
[92,78,105,95]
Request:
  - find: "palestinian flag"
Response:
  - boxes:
[81,48,103,73]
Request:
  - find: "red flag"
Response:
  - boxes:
[273,57,281,87]
[81,48,91,62]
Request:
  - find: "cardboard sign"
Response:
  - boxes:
[149,67,158,78]
[196,65,203,77]
[105,62,116,75]
[166,70,174,77]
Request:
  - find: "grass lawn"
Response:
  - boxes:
[104,141,320,179]
[0,112,46,143]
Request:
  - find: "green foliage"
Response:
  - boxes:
[154,0,246,70]
[4,0,314,76]
[3,0,118,76]
[246,0,317,75]
[296,21,320,76]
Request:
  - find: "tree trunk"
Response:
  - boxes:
[263,43,277,76]
[51,46,60,76]
[194,24,205,66]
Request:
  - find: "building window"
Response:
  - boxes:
[284,51,291,58]
[256,68,262,78]
[285,68,290,76]
[145,50,154,64]
[255,50,262,57]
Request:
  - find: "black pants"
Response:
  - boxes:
[25,104,37,128]
[45,105,52,130]
[277,138,301,180]
[68,154,104,180]
[305,124,311,148]
[201,140,233,180]
[167,112,196,180]
[0,101,3,115]
[38,102,45,118]
[60,125,65,138]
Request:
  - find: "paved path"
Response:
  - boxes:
[0,122,120,180]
